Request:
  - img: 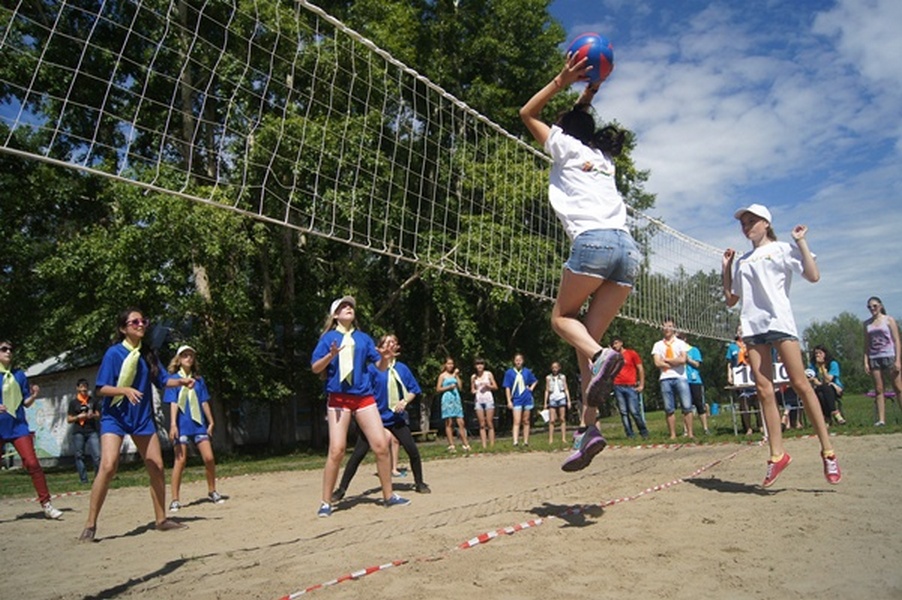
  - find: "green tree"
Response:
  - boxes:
[804,311,870,393]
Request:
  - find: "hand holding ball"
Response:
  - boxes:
[567,33,614,84]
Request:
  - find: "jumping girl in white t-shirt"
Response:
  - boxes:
[722,204,841,487]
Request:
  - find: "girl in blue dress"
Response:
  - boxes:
[0,339,62,519]
[165,345,224,512]
[311,296,409,517]
[436,357,469,453]
[79,308,195,541]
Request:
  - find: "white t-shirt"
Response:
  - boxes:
[651,337,690,380]
[730,240,810,338]
[544,125,627,241]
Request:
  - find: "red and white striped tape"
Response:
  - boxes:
[282,443,753,596]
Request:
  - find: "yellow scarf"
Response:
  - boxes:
[1,363,23,415]
[513,369,526,396]
[336,324,356,384]
[387,360,409,411]
[176,368,203,424]
[112,340,141,406]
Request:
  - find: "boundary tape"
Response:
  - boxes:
[280,443,754,598]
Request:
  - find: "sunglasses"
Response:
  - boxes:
[867,304,880,309]
[0,346,13,353]
[125,318,150,328]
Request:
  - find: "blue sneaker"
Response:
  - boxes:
[561,425,607,472]
[384,493,411,507]
[585,348,624,408]
[317,502,332,518]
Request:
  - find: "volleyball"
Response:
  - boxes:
[566,33,614,84]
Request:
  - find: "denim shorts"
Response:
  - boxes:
[869,356,896,372]
[742,331,798,346]
[564,229,640,285]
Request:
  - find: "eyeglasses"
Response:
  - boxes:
[867,304,880,309]
[125,318,150,328]
[0,346,13,353]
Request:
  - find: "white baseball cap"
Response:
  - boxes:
[733,203,772,223]
[329,295,356,316]
[175,345,196,356]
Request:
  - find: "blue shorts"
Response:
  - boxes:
[176,433,210,445]
[547,398,567,409]
[743,331,797,346]
[564,229,640,285]
[511,396,534,411]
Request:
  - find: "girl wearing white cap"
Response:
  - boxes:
[80,307,195,541]
[165,345,224,512]
[311,296,409,517]
[722,205,841,487]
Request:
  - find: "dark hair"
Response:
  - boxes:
[114,307,160,380]
[556,105,626,157]
[811,344,834,366]
[76,378,89,387]
[868,296,887,315]
[612,336,623,343]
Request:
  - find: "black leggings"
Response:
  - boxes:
[339,422,425,491]
[814,383,839,419]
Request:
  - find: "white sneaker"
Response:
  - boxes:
[208,491,225,504]
[169,500,181,513]
[42,501,62,520]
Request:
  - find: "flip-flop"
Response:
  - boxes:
[156,519,188,531]
[78,527,96,542]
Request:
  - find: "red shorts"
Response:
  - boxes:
[327,392,377,413]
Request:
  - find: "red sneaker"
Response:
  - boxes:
[823,454,842,484]
[762,453,792,487]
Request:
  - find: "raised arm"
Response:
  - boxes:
[519,54,598,147]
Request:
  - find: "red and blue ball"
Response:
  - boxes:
[567,33,614,84]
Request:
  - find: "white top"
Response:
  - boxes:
[730,240,810,338]
[651,337,690,380]
[546,374,567,401]
[545,125,627,240]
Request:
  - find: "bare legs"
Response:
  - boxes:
[475,407,495,448]
[871,367,902,424]
[323,406,394,504]
[552,270,631,425]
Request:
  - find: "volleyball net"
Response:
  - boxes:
[0,0,730,340]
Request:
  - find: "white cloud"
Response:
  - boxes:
[561,0,902,326]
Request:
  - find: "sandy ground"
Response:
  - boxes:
[2,433,901,600]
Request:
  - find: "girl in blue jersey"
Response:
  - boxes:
[165,345,224,512]
[0,339,63,519]
[311,296,409,517]
[332,334,431,501]
[79,308,195,541]
[503,353,538,447]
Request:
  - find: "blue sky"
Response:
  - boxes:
[549,0,902,331]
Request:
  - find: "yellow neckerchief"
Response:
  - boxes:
[0,363,23,415]
[77,393,91,425]
[664,338,675,360]
[387,359,409,411]
[336,324,356,384]
[176,368,203,424]
[513,368,526,396]
[112,340,141,406]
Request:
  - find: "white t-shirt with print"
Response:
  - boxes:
[544,125,627,241]
[730,240,810,338]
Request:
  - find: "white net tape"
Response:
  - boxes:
[0,0,731,339]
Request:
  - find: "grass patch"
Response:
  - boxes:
[2,392,898,500]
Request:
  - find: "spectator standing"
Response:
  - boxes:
[543,361,572,444]
[436,357,469,453]
[863,296,902,426]
[726,326,761,435]
[651,319,695,439]
[611,337,648,439]
[504,353,538,447]
[681,333,710,435]
[67,378,102,484]
[470,358,498,449]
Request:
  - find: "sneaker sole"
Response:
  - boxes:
[586,353,624,408]
[561,435,607,472]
